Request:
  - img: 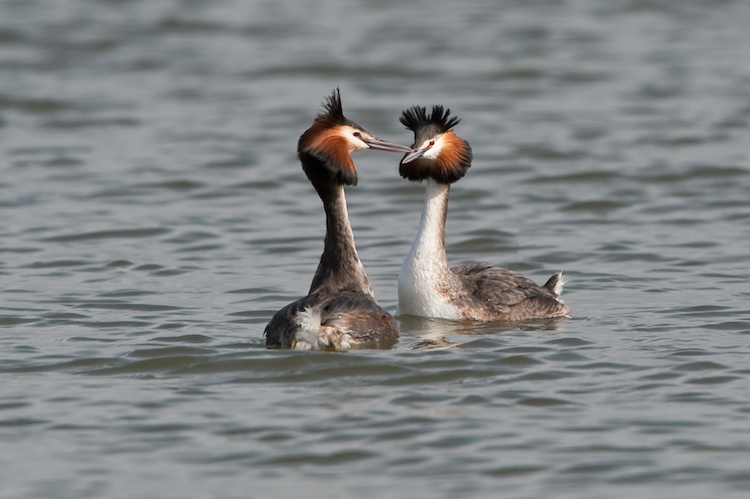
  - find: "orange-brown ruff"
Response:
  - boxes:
[263,89,411,350]
[397,105,570,322]
[298,120,357,183]
[399,129,471,184]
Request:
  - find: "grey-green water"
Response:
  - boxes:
[2,0,750,497]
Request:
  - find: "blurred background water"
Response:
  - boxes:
[1,0,750,497]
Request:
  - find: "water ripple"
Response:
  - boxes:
[42,228,171,242]
[3,0,750,496]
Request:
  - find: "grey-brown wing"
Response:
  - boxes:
[450,263,549,311]
[318,293,398,345]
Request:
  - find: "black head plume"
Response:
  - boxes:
[400,105,461,139]
[316,87,353,128]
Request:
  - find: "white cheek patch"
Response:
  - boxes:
[339,125,368,152]
[423,134,446,160]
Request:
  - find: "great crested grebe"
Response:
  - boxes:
[264,89,411,350]
[397,105,570,321]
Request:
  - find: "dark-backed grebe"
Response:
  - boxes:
[264,89,411,350]
[396,105,570,321]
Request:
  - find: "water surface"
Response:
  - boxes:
[2,0,750,497]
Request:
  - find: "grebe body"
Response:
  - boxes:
[397,105,570,322]
[264,90,411,350]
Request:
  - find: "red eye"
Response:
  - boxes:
[429,140,435,146]
[353,132,361,138]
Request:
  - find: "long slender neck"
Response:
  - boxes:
[410,178,451,270]
[308,184,373,296]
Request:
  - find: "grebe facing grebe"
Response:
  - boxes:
[264,89,411,350]
[397,105,570,322]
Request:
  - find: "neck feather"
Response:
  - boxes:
[411,179,450,269]
[308,185,373,296]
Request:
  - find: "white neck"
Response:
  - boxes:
[411,179,450,267]
[398,179,458,317]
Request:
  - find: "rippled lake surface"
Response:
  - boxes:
[2,0,750,497]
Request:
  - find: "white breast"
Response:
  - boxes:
[398,248,462,319]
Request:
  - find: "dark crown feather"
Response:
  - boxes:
[400,105,461,133]
[317,87,349,127]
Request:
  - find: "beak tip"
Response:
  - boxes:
[401,147,427,164]
[363,137,412,153]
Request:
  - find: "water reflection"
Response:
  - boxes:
[399,315,566,350]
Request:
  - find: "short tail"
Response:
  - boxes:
[543,271,566,298]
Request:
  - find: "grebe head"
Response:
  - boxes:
[299,88,411,187]
[399,105,473,184]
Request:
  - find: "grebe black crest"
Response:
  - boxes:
[264,89,411,350]
[397,105,570,322]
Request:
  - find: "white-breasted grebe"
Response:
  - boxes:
[396,105,571,321]
[264,89,411,350]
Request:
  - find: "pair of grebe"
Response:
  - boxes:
[264,90,570,350]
